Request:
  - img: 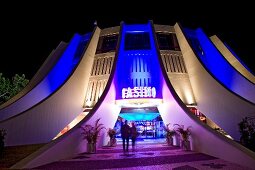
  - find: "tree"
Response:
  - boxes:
[0,73,11,102]
[238,117,255,151]
[0,73,29,104]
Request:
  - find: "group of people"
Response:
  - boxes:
[121,120,138,152]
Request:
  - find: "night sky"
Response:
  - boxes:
[1,3,255,79]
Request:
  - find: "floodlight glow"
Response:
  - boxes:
[119,112,160,121]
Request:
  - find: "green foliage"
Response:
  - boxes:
[0,73,11,102]
[238,117,255,151]
[0,73,29,104]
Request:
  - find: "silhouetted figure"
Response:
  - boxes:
[130,122,138,151]
[121,120,130,153]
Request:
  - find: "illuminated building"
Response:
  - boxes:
[1,21,255,168]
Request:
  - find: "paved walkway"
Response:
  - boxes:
[35,143,252,170]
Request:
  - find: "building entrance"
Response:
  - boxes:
[114,107,165,140]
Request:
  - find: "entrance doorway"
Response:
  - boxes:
[113,107,166,141]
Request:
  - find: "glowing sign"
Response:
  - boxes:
[122,86,156,99]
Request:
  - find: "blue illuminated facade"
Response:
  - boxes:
[48,33,91,92]
[114,23,164,100]
[185,28,235,88]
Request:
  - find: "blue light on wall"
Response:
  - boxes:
[47,33,91,92]
[185,28,237,89]
[114,22,163,100]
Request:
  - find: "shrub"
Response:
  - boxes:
[0,129,7,156]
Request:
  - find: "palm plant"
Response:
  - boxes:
[174,124,191,141]
[163,123,175,146]
[163,123,175,138]
[107,128,117,147]
[80,118,105,144]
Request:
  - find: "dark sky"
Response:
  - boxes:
[1,2,255,79]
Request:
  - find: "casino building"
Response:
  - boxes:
[1,21,255,168]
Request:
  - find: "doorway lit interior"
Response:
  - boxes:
[113,107,166,143]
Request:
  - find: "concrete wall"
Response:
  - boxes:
[174,23,255,140]
[160,50,196,105]
[84,52,115,107]
[155,24,196,105]
[83,25,120,108]
[0,28,100,145]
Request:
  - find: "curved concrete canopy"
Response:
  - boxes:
[0,29,99,145]
[175,24,255,141]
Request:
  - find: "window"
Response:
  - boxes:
[156,33,180,51]
[96,35,118,54]
[124,32,151,50]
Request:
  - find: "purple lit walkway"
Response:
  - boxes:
[35,142,251,170]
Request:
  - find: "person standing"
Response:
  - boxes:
[121,120,130,153]
[130,122,138,152]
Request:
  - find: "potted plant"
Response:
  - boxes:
[107,128,117,146]
[0,129,6,157]
[163,123,176,146]
[80,118,105,153]
[174,124,191,150]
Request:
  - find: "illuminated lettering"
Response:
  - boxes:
[122,86,156,99]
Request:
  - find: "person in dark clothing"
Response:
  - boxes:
[130,122,138,151]
[121,120,130,153]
